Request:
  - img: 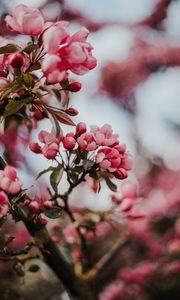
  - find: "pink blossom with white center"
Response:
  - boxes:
[77,132,96,151]
[0,191,9,217]
[42,54,67,84]
[43,21,69,54]
[91,124,119,147]
[0,166,22,194]
[96,148,121,171]
[41,142,59,159]
[5,4,44,36]
[42,26,96,80]
[57,27,97,75]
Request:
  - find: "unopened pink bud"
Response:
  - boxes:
[29,201,39,212]
[63,136,76,150]
[65,107,79,116]
[67,82,81,92]
[115,168,128,180]
[76,122,87,136]
[29,142,42,153]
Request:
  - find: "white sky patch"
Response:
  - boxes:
[166,1,180,37]
[136,67,180,170]
[65,0,156,23]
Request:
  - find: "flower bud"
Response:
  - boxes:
[8,53,24,70]
[29,142,42,153]
[29,201,39,212]
[65,107,79,116]
[67,82,82,92]
[75,122,87,136]
[63,136,76,150]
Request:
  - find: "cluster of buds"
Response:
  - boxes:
[30,122,132,181]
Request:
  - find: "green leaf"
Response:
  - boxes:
[36,166,55,180]
[53,110,75,126]
[52,89,61,101]
[0,83,20,99]
[67,171,79,184]
[23,73,34,88]
[45,108,61,137]
[50,167,64,193]
[23,43,38,54]
[4,100,25,117]
[28,61,41,72]
[100,173,117,192]
[44,207,62,219]
[84,159,95,171]
[0,44,19,54]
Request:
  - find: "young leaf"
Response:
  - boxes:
[45,108,61,137]
[53,110,75,126]
[4,101,25,117]
[52,89,61,101]
[23,73,34,88]
[0,44,19,54]
[36,166,55,180]
[50,167,64,193]
[28,61,41,72]
[100,173,117,192]
[44,207,62,219]
[23,44,38,54]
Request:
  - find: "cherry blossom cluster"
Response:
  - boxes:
[0,166,22,217]
[30,122,132,180]
[4,4,97,83]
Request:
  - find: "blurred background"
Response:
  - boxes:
[1,1,180,299]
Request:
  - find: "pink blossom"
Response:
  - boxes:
[42,54,67,84]
[43,21,69,54]
[58,27,97,75]
[91,124,119,147]
[42,26,96,79]
[96,148,121,171]
[42,142,59,159]
[0,191,9,217]
[77,132,96,151]
[5,4,44,35]
[0,166,22,194]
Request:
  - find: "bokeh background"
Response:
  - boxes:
[1,1,180,299]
